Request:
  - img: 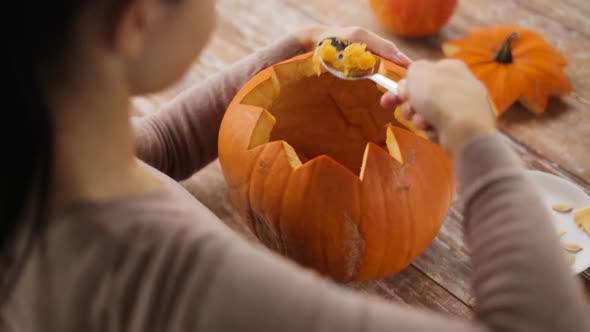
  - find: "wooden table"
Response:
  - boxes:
[136,0,590,317]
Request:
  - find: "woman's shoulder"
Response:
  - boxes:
[51,177,234,254]
[3,177,243,331]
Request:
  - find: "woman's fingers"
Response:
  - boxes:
[412,113,431,130]
[396,79,408,100]
[354,29,412,67]
[380,92,402,108]
[401,102,415,120]
[425,129,439,143]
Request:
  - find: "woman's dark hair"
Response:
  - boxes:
[1,0,128,305]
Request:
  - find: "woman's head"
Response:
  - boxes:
[106,0,217,93]
[2,0,216,302]
[39,0,217,94]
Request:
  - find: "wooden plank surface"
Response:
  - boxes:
[513,0,590,37]
[133,0,590,317]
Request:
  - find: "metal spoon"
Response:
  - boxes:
[318,56,399,95]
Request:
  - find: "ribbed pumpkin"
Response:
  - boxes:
[369,0,458,38]
[442,25,573,116]
[218,52,455,282]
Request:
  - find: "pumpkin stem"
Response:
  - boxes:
[494,32,519,64]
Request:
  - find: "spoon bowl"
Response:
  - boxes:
[316,46,399,94]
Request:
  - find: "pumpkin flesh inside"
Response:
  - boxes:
[244,57,407,175]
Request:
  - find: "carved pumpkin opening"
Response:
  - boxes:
[242,59,410,176]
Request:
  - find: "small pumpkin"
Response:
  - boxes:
[369,0,458,38]
[442,25,573,116]
[218,50,455,282]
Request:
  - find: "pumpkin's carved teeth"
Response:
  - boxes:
[241,69,281,110]
[247,109,276,150]
[248,109,303,168]
[244,57,411,175]
[249,108,405,176]
[359,144,371,181]
[360,126,403,180]
[386,127,403,163]
[282,142,303,168]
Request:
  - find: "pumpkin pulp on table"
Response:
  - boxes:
[218,51,455,282]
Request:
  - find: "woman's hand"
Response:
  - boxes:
[381,59,496,155]
[293,25,412,68]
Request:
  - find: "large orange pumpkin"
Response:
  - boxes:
[218,52,455,282]
[369,0,458,38]
[442,25,573,116]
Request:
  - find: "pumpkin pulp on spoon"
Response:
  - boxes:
[313,37,378,78]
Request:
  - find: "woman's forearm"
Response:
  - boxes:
[134,36,305,180]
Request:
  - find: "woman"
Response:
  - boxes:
[3,0,589,331]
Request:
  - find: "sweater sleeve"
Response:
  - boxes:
[133,36,305,181]
[455,133,590,332]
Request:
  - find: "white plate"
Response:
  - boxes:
[526,170,590,274]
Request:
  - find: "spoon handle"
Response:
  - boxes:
[369,73,399,95]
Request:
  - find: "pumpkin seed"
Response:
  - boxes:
[567,252,576,265]
[552,203,573,213]
[574,206,590,225]
[573,206,590,236]
[558,229,567,237]
[563,243,583,253]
